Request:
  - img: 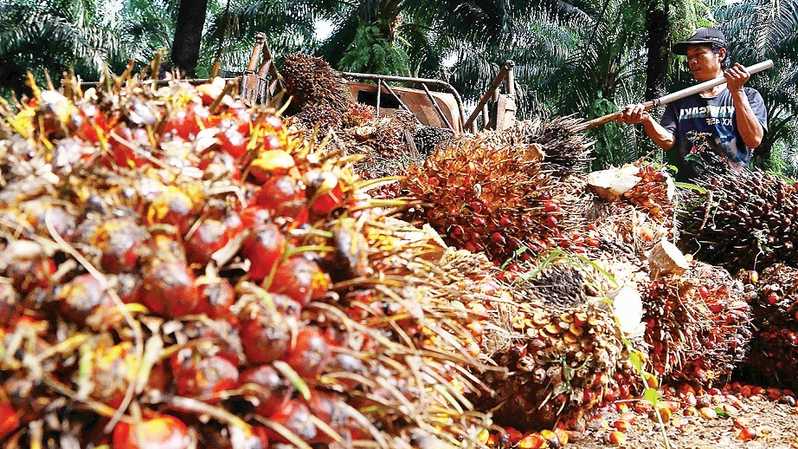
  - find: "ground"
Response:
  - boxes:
[568,391,798,449]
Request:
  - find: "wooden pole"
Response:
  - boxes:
[573,59,774,132]
[464,61,514,132]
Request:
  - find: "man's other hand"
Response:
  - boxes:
[724,63,750,92]
[619,104,650,124]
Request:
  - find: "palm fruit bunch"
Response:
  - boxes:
[336,110,421,179]
[281,53,352,131]
[750,263,798,328]
[400,136,564,264]
[490,116,593,176]
[413,126,454,156]
[585,161,677,261]
[0,73,500,448]
[742,263,798,390]
[341,103,375,128]
[643,261,753,385]
[477,251,642,430]
[678,152,798,272]
[622,162,676,225]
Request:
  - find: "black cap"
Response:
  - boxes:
[673,28,727,55]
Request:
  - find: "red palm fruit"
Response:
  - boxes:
[198,151,240,181]
[254,176,306,220]
[230,107,252,134]
[6,254,55,294]
[186,219,229,265]
[108,125,149,168]
[311,182,344,216]
[91,342,137,407]
[0,283,20,324]
[223,212,244,237]
[57,274,113,325]
[238,304,292,364]
[273,293,303,318]
[163,106,199,140]
[224,425,268,449]
[116,274,142,304]
[218,127,248,159]
[242,224,286,282]
[269,257,328,306]
[241,365,293,417]
[306,391,354,443]
[305,170,344,216]
[0,402,19,440]
[266,400,319,443]
[197,277,235,321]
[503,427,523,444]
[71,105,106,143]
[112,415,190,449]
[262,134,284,152]
[282,327,331,379]
[94,219,147,273]
[263,115,284,132]
[147,362,171,393]
[140,261,199,318]
[170,350,239,401]
[239,207,270,230]
[148,234,188,264]
[249,150,295,183]
[146,188,196,235]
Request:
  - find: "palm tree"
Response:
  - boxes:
[0,0,127,92]
[201,0,339,76]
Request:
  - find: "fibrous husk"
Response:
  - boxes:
[478,251,643,430]
[643,262,753,385]
[678,152,798,272]
[0,74,497,448]
[587,164,641,201]
[648,238,690,278]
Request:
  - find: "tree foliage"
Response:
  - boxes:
[0,0,796,174]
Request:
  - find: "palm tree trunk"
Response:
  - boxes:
[644,0,669,99]
[171,0,209,77]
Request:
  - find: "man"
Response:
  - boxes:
[619,27,768,180]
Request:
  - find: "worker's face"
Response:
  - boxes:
[686,45,726,81]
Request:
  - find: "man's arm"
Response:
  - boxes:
[619,105,675,150]
[725,63,764,149]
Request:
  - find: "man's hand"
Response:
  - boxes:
[619,104,651,124]
[724,63,750,92]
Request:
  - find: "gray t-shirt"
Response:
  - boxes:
[660,86,768,180]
